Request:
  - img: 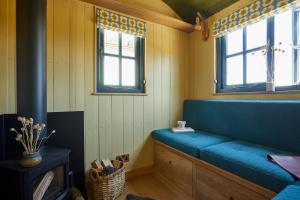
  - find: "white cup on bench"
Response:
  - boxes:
[177,121,186,129]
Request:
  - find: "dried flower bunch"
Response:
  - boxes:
[10,117,56,154]
[254,41,286,83]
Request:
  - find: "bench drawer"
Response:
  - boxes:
[154,143,193,196]
[196,164,271,200]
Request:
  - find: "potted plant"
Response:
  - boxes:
[10,117,56,168]
[262,42,285,92]
[266,56,275,93]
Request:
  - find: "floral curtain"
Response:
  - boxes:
[96,8,146,38]
[213,0,299,37]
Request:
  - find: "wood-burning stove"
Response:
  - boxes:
[0,147,70,200]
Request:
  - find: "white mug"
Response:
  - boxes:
[177,121,186,129]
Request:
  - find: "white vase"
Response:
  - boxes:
[266,82,275,92]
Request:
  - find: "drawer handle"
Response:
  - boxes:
[168,161,172,165]
[229,196,234,200]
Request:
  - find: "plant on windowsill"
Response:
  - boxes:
[10,117,56,168]
[260,41,285,92]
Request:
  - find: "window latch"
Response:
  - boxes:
[100,48,104,56]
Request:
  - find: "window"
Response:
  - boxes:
[96,28,145,93]
[217,9,300,93]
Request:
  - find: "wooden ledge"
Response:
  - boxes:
[213,90,300,96]
[80,0,195,33]
[91,92,148,96]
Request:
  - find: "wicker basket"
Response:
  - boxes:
[89,160,125,200]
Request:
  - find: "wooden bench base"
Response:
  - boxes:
[153,140,276,200]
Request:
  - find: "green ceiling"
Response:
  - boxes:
[163,0,238,24]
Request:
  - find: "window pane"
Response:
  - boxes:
[274,10,294,86]
[227,29,243,55]
[247,20,267,50]
[226,55,243,85]
[104,56,119,86]
[122,58,135,86]
[247,51,266,83]
[122,33,135,57]
[298,49,300,83]
[104,30,119,55]
[275,49,293,86]
[297,12,300,83]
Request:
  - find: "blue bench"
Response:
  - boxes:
[152,100,300,194]
[272,185,300,200]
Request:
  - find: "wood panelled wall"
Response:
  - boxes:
[0,0,16,115]
[0,0,189,170]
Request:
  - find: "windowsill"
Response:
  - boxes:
[213,90,300,96]
[91,92,148,96]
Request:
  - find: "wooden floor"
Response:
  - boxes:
[117,174,192,200]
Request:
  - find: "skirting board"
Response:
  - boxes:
[126,165,153,180]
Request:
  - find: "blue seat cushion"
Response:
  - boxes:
[272,185,300,200]
[151,129,231,157]
[200,140,296,192]
[294,182,300,186]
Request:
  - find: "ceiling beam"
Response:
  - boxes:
[80,0,195,33]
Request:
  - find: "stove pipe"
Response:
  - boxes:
[16,0,47,141]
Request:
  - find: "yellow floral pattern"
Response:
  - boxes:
[250,1,261,12]
[277,0,290,7]
[96,8,146,38]
[239,17,248,25]
[110,13,119,22]
[249,11,260,19]
[229,12,238,21]
[262,5,274,14]
[229,21,237,29]
[213,0,298,37]
[239,7,249,17]
[263,0,273,7]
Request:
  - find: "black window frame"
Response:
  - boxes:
[96,28,145,93]
[217,10,300,93]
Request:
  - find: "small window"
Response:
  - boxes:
[217,9,300,93]
[96,28,145,93]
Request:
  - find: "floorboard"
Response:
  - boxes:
[117,174,192,200]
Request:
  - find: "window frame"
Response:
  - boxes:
[96,28,145,94]
[216,10,300,93]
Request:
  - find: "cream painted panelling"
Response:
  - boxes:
[0,0,188,171]
[188,0,300,100]
[47,0,188,170]
[0,0,16,115]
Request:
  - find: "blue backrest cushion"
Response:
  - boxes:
[183,100,300,154]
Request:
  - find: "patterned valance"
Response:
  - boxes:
[96,8,146,38]
[213,0,299,37]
